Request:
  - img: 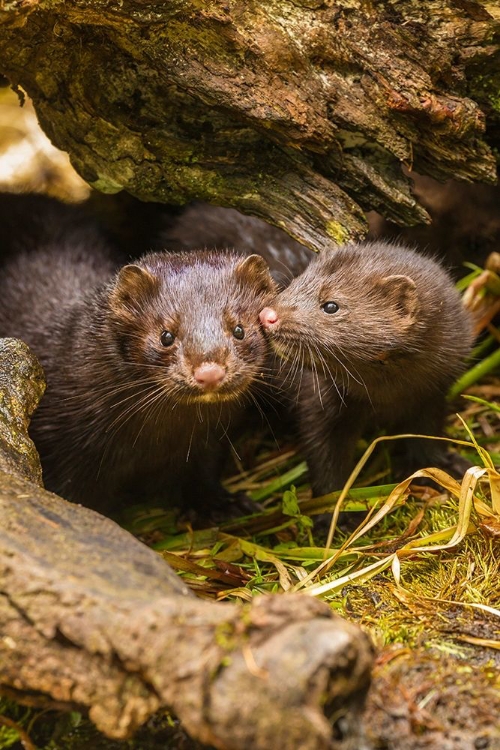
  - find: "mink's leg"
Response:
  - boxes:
[297,374,367,496]
[182,438,261,522]
[182,439,228,507]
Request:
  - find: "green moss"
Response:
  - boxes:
[214,621,238,651]
[0,699,194,749]
[89,177,124,194]
[470,71,500,115]
[465,50,500,124]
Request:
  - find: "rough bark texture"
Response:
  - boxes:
[0,1,499,250]
[0,337,374,750]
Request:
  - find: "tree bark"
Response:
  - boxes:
[0,338,373,749]
[0,1,498,250]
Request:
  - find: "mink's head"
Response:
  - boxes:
[107,250,277,404]
[259,246,421,375]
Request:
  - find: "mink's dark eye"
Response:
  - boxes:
[160,330,175,347]
[233,325,245,340]
[322,301,339,314]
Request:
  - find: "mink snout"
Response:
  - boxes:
[193,362,227,389]
[259,306,280,328]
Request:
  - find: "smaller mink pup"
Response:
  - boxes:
[0,195,276,511]
[259,240,474,495]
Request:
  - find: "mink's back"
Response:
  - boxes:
[153,201,313,284]
[0,192,115,257]
[0,194,121,362]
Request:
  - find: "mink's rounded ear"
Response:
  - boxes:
[235,254,277,295]
[109,265,159,316]
[378,274,418,328]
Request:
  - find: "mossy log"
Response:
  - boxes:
[0,1,499,250]
[0,338,374,749]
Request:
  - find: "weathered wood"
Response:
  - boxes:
[0,338,374,749]
[0,1,498,250]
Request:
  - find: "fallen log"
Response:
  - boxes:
[0,1,499,249]
[0,337,374,749]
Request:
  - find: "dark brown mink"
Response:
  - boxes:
[0,195,276,512]
[151,201,313,285]
[259,240,475,495]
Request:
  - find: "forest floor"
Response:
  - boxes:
[4,271,500,749]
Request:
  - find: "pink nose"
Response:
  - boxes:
[259,307,279,328]
[193,362,226,389]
